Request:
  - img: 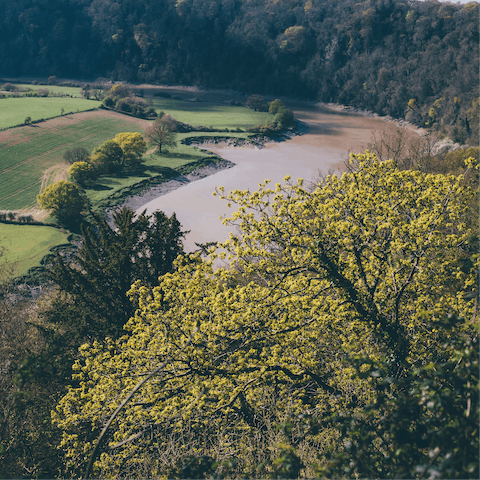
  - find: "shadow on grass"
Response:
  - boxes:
[87,164,178,192]
[157,151,205,161]
[88,183,112,191]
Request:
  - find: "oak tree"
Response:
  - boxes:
[114,132,147,166]
[90,139,124,173]
[68,161,94,186]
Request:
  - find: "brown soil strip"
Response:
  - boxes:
[39,164,68,194]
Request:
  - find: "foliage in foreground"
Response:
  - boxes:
[320,315,478,479]
[0,208,186,478]
[46,207,186,342]
[53,153,478,478]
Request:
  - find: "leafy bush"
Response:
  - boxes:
[115,98,131,112]
[102,96,115,108]
[2,83,17,92]
[68,162,94,186]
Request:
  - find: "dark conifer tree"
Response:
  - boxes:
[46,208,186,340]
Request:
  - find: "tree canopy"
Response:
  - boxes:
[68,161,94,186]
[46,207,186,341]
[90,139,124,173]
[114,132,147,166]
[37,180,85,224]
[0,0,477,143]
[89,133,146,172]
[53,153,478,478]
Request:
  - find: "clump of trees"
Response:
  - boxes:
[1,82,18,92]
[249,98,295,136]
[246,94,268,112]
[81,83,107,101]
[101,84,156,118]
[66,132,147,186]
[89,132,147,172]
[52,153,478,478]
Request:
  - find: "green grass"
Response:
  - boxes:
[152,98,273,129]
[0,115,146,210]
[10,83,84,97]
[0,99,269,210]
[0,97,100,129]
[0,223,70,278]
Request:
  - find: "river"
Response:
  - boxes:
[136,102,416,252]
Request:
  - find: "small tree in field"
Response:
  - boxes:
[144,120,177,153]
[246,94,268,112]
[37,181,85,224]
[68,162,94,186]
[63,147,89,164]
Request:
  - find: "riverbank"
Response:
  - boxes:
[106,119,307,217]
[107,158,235,216]
[318,102,426,135]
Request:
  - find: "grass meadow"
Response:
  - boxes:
[0,223,70,278]
[0,97,100,129]
[84,140,215,205]
[152,98,272,130]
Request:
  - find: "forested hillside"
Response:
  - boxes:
[1,0,478,143]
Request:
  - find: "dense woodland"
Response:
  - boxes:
[0,0,478,143]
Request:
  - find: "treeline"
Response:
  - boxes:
[0,0,478,143]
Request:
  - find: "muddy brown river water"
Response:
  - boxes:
[136,101,419,252]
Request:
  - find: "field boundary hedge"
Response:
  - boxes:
[0,108,99,132]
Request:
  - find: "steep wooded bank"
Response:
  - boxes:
[1,0,478,143]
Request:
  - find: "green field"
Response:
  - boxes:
[0,223,70,278]
[0,103,273,211]
[0,97,100,129]
[0,114,147,210]
[152,98,272,129]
